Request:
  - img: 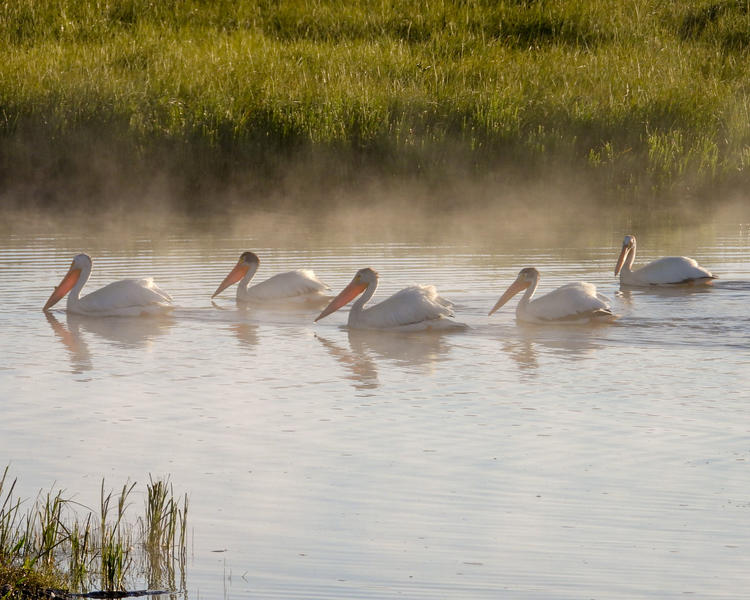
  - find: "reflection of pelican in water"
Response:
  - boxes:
[212,251,330,306]
[346,328,451,371]
[210,301,293,349]
[43,253,173,316]
[315,334,379,391]
[498,323,608,371]
[614,234,716,286]
[490,268,615,324]
[316,328,452,390]
[229,322,260,348]
[615,284,715,314]
[501,338,538,371]
[65,313,174,349]
[45,311,174,375]
[45,312,92,373]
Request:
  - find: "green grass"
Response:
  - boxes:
[2,0,750,209]
[0,467,188,599]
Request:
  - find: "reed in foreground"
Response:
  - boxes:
[0,467,188,599]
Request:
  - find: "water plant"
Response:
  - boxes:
[0,467,188,599]
[142,476,188,591]
[99,480,136,592]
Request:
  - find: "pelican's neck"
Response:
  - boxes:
[620,240,636,279]
[66,260,92,307]
[622,241,636,274]
[348,278,378,326]
[237,263,259,298]
[516,273,539,314]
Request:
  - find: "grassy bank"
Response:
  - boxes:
[0,468,187,599]
[2,0,750,211]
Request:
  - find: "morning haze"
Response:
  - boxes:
[1,2,749,599]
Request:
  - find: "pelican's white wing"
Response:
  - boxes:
[356,285,463,330]
[629,257,714,285]
[524,282,612,322]
[70,278,173,317]
[241,270,330,302]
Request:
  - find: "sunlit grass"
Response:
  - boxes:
[2,0,750,205]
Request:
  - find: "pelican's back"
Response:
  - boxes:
[354,285,458,330]
[242,269,330,302]
[525,282,611,322]
[630,256,714,285]
[71,278,173,316]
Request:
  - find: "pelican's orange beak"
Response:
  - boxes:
[212,262,249,298]
[488,278,528,316]
[43,267,81,311]
[614,244,630,276]
[314,279,368,322]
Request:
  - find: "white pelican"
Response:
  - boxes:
[43,253,173,317]
[212,251,330,304]
[615,234,716,286]
[315,267,466,331]
[489,267,615,324]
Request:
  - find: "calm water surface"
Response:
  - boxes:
[1,209,749,599]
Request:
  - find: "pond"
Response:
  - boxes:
[1,205,749,599]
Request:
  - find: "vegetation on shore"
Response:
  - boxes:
[2,0,750,210]
[0,468,187,599]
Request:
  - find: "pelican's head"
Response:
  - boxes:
[43,253,91,311]
[354,267,378,286]
[615,235,636,276]
[516,267,539,283]
[239,251,260,266]
[212,251,260,298]
[71,253,92,268]
[314,267,378,322]
[488,267,538,316]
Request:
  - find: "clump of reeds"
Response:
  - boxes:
[0,466,188,599]
[98,480,135,592]
[142,476,188,591]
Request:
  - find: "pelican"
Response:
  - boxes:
[315,267,466,331]
[615,234,716,286]
[212,251,330,304]
[489,267,615,324]
[43,253,173,316]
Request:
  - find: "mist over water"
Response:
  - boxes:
[1,198,749,599]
